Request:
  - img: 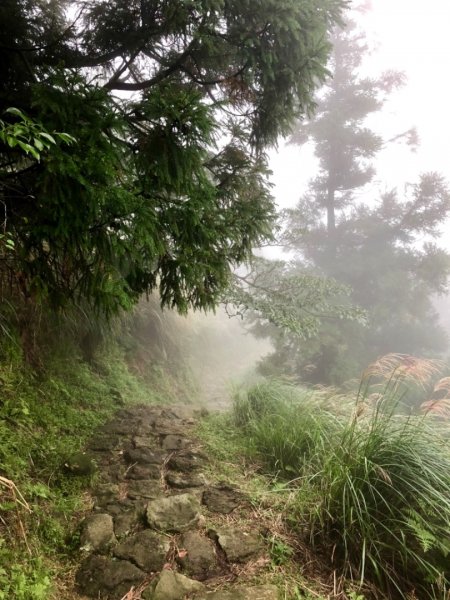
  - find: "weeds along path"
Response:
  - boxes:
[71,404,278,600]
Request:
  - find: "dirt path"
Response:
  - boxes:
[71,404,279,600]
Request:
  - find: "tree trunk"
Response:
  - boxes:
[326,184,337,264]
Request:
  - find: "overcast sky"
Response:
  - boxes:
[269,0,450,216]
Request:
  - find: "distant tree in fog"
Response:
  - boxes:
[257,20,450,385]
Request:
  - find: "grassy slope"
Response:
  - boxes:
[197,368,450,600]
[0,318,197,600]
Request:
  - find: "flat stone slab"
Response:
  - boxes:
[166,471,207,489]
[125,447,165,465]
[127,479,161,500]
[168,450,207,472]
[143,569,205,600]
[98,500,134,516]
[126,463,160,480]
[93,483,120,508]
[76,555,145,599]
[153,421,186,434]
[194,585,279,600]
[113,529,170,571]
[177,530,219,580]
[212,527,263,563]
[203,485,246,514]
[146,493,202,532]
[161,434,189,451]
[114,510,139,538]
[80,513,116,552]
[101,463,125,482]
[133,435,157,449]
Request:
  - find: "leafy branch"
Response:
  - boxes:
[0,108,75,162]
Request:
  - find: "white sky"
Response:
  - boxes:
[269,0,450,222]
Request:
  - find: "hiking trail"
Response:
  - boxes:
[72,403,280,600]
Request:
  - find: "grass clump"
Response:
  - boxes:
[231,357,450,599]
[233,380,340,478]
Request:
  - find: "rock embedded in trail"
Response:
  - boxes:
[143,569,205,600]
[80,513,116,552]
[124,446,164,465]
[146,493,202,532]
[166,471,207,489]
[100,500,134,516]
[93,483,120,508]
[202,485,247,514]
[176,530,219,580]
[113,529,170,571]
[193,585,279,600]
[161,433,189,451]
[105,464,126,482]
[212,527,263,563]
[76,555,145,599]
[126,463,160,480]
[100,420,135,436]
[168,450,207,472]
[127,479,161,501]
[113,510,139,538]
[133,435,157,449]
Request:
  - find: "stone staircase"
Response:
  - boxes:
[73,404,280,600]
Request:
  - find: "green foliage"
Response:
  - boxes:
[228,257,367,339]
[268,535,295,566]
[0,551,51,600]
[232,380,340,478]
[0,107,75,160]
[230,365,450,599]
[0,0,346,318]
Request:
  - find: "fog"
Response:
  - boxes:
[269,0,450,217]
[195,0,450,394]
[182,308,273,410]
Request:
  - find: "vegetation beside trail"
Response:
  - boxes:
[3,304,450,600]
[0,301,198,600]
[198,356,450,600]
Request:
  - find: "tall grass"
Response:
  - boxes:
[232,358,450,599]
[233,380,340,477]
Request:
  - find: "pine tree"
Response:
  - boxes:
[261,20,450,385]
[0,0,346,316]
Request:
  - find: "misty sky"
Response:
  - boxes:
[269,0,450,227]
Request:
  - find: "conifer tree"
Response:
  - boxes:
[0,0,345,316]
[259,21,450,384]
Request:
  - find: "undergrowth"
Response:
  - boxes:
[197,405,366,600]
[0,324,179,599]
[226,356,450,599]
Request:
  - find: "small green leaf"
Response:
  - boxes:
[34,137,44,151]
[39,132,56,144]
[5,107,26,118]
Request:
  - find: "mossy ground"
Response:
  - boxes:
[0,323,197,600]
